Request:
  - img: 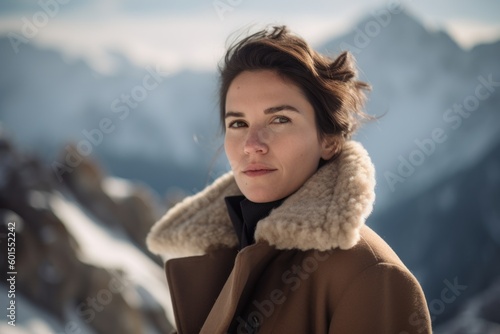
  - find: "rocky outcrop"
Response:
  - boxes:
[60,144,164,260]
[0,131,172,333]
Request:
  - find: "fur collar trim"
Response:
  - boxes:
[147,141,375,258]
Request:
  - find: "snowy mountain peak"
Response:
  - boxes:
[321,6,462,61]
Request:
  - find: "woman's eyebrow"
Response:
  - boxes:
[264,105,300,114]
[225,105,300,119]
[225,111,244,119]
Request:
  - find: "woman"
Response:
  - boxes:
[147,26,432,334]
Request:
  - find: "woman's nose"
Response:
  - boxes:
[243,127,269,155]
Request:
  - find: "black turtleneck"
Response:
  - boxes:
[225,195,285,250]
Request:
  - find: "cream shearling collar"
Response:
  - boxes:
[146,141,375,258]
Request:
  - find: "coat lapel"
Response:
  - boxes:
[200,243,282,333]
[165,248,237,334]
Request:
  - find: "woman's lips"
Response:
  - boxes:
[243,169,277,177]
[242,164,277,177]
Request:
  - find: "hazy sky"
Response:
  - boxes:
[1,0,499,74]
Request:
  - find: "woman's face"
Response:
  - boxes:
[224,70,335,203]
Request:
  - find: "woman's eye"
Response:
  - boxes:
[228,120,247,128]
[272,116,290,124]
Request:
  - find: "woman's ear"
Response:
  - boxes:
[320,135,340,160]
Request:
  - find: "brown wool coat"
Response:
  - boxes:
[147,141,432,334]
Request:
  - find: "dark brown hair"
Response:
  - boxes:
[218,25,372,156]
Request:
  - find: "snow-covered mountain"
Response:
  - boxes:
[0,39,225,195]
[0,8,498,206]
[318,8,500,207]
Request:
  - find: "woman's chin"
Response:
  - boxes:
[243,190,283,203]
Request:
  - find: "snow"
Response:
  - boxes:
[48,188,175,326]
[27,190,51,210]
[101,176,135,200]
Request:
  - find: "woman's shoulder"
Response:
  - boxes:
[301,225,411,286]
[356,224,406,268]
